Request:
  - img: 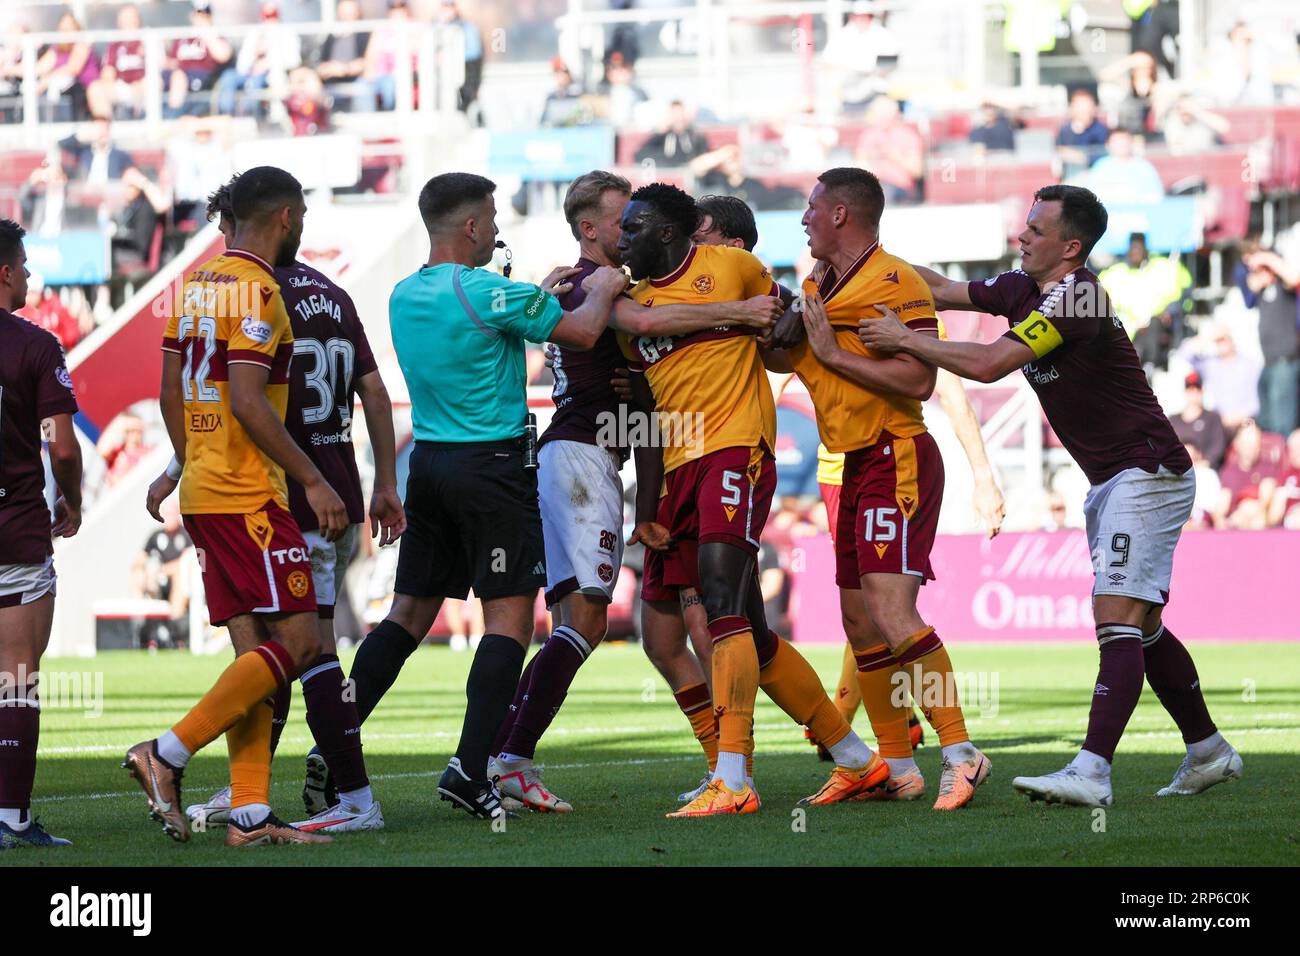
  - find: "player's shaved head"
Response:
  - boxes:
[816,167,885,228]
[419,172,496,235]
[230,165,303,225]
[695,195,757,251]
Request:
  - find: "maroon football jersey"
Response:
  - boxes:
[968,268,1191,485]
[105,40,146,84]
[0,310,79,565]
[169,36,221,76]
[276,263,378,531]
[537,257,629,455]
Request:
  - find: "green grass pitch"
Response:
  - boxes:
[6,642,1297,867]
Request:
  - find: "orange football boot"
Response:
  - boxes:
[933,749,991,811]
[800,753,890,805]
[854,766,926,801]
[666,779,760,818]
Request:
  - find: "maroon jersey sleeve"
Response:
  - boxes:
[32,332,79,420]
[967,270,1038,319]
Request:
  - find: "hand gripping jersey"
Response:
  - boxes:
[162,249,294,515]
[618,244,779,474]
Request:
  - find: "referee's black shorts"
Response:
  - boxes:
[394,439,547,602]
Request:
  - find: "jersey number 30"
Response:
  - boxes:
[295,337,356,426]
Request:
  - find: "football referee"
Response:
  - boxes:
[347,172,628,819]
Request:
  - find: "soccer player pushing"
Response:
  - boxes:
[859,184,1241,806]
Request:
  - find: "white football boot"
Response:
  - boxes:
[1157,743,1243,796]
[678,775,711,802]
[489,756,573,813]
[1012,766,1114,807]
[290,800,384,834]
[185,786,232,828]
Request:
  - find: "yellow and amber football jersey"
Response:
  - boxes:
[618,244,779,474]
[792,242,939,455]
[161,250,294,515]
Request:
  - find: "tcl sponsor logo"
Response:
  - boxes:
[271,547,309,565]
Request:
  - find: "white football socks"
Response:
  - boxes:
[827,731,874,768]
[0,808,29,830]
[231,803,271,828]
[941,741,979,765]
[713,751,746,791]
[497,752,531,768]
[156,730,192,769]
[1188,731,1226,761]
[340,785,374,812]
[1070,749,1111,779]
[885,756,919,776]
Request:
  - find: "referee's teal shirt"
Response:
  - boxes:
[390,263,563,442]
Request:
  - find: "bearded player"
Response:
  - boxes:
[764,167,992,811]
[486,172,782,812]
[619,183,892,816]
[123,166,346,846]
[860,184,1241,807]
[0,219,82,848]
[155,176,406,834]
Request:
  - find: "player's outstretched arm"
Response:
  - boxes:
[228,363,347,539]
[914,265,974,310]
[355,368,406,547]
[610,294,781,337]
[859,306,1033,383]
[935,369,1005,538]
[45,412,82,538]
[802,292,936,399]
[550,265,628,350]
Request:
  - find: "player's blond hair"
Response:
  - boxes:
[564,171,632,241]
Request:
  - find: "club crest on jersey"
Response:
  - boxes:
[241,315,274,344]
[287,570,311,599]
[55,366,75,392]
[691,274,715,295]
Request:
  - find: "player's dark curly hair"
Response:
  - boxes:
[0,217,25,266]
[206,173,240,224]
[1033,184,1108,262]
[697,194,757,252]
[629,182,699,240]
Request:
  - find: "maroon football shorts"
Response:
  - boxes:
[183,501,318,625]
[640,445,776,602]
[835,430,944,589]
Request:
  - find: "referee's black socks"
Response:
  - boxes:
[351,620,421,724]
[455,634,527,782]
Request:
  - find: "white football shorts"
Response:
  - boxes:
[302,523,358,618]
[0,557,56,608]
[538,439,625,607]
[1085,465,1195,606]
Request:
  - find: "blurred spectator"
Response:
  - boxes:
[1267,429,1300,528]
[852,94,923,204]
[314,0,368,86]
[60,118,132,187]
[540,58,587,127]
[129,498,193,645]
[0,23,25,123]
[164,1,234,119]
[1042,490,1069,532]
[110,167,168,282]
[97,413,153,488]
[969,102,1015,153]
[19,152,73,236]
[18,273,87,352]
[1216,419,1284,528]
[1171,371,1228,470]
[1235,244,1300,436]
[168,118,234,228]
[635,101,708,166]
[1183,323,1263,431]
[691,143,805,211]
[1101,51,1175,137]
[438,0,484,117]
[819,0,898,114]
[1184,444,1221,529]
[1087,128,1165,208]
[598,52,649,129]
[1205,20,1275,107]
[1056,87,1109,180]
[284,66,330,136]
[1099,232,1191,347]
[35,11,105,122]
[1127,0,1180,77]
[778,108,840,172]
[217,2,301,117]
[95,4,148,120]
[1161,94,1229,155]
[359,0,414,112]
